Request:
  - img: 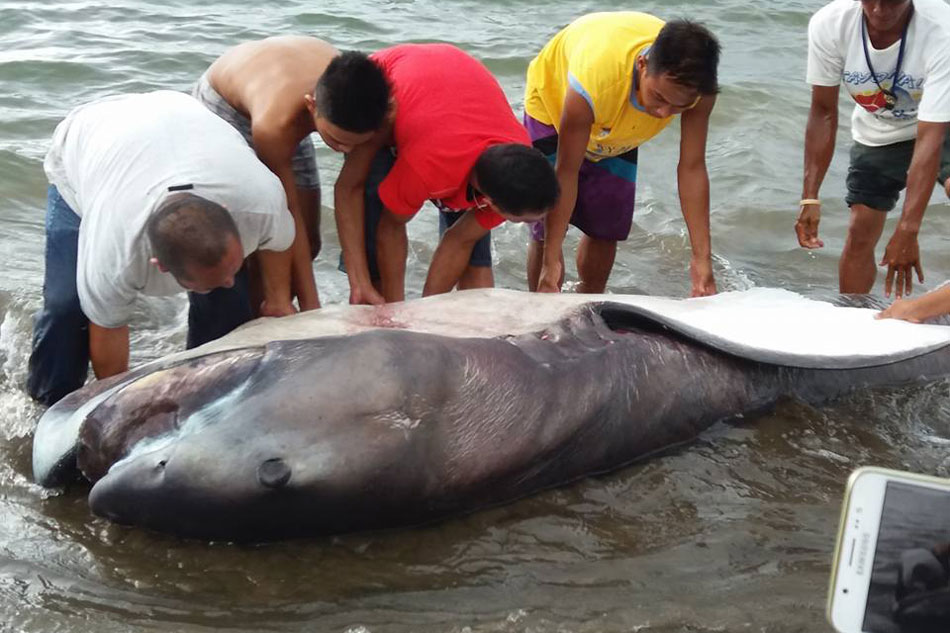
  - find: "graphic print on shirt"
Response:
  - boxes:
[844,68,924,119]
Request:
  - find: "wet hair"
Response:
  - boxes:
[314,51,391,133]
[146,193,240,280]
[473,144,559,217]
[648,19,721,95]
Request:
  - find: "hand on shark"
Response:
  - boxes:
[878,284,950,324]
[690,255,717,297]
[537,261,563,293]
[349,282,386,306]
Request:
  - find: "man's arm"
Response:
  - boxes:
[335,139,387,305]
[877,283,950,323]
[252,124,320,310]
[376,208,412,302]
[89,322,129,379]
[881,120,950,298]
[537,87,595,292]
[255,248,297,317]
[423,212,489,296]
[796,84,839,249]
[678,94,718,297]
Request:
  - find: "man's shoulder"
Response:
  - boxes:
[130,90,202,114]
[915,0,950,42]
[247,105,312,151]
[224,168,288,216]
[569,11,663,32]
[59,91,195,132]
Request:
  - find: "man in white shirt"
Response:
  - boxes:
[28,91,297,406]
[795,0,950,298]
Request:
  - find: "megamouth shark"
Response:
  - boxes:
[31,288,950,541]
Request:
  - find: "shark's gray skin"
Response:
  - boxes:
[31,294,950,542]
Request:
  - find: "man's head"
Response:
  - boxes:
[637,20,720,119]
[307,51,392,153]
[147,193,245,293]
[859,0,913,34]
[471,144,559,223]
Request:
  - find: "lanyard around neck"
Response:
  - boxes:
[861,3,914,110]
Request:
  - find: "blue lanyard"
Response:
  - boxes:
[861,3,914,111]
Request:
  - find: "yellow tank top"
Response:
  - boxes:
[524,12,675,161]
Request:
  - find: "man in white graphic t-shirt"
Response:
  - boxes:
[795,0,950,299]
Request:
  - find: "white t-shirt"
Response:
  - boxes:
[44,91,294,328]
[806,0,950,146]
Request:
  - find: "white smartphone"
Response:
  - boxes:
[827,466,950,633]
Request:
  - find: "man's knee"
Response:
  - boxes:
[844,227,879,253]
[844,207,886,253]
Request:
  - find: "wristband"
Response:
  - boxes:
[799,198,821,207]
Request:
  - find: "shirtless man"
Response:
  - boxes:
[195,36,392,310]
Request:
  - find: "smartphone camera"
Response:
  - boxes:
[828,467,950,633]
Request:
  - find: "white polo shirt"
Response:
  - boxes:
[43,91,294,328]
[806,0,950,146]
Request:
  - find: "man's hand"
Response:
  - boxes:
[881,228,923,298]
[689,256,717,297]
[876,284,950,323]
[876,298,926,323]
[795,203,824,248]
[537,261,563,293]
[945,178,950,199]
[260,299,298,318]
[349,282,385,306]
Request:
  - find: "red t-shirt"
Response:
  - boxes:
[371,44,531,230]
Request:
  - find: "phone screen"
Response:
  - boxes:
[862,481,950,632]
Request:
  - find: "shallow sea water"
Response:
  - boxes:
[2,1,950,631]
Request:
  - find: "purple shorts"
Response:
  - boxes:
[524,114,638,242]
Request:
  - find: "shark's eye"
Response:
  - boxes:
[258,458,292,489]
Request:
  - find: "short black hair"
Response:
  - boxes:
[146,193,240,280]
[474,144,559,217]
[314,51,391,133]
[648,20,721,95]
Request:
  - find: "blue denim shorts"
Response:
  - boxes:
[438,210,492,267]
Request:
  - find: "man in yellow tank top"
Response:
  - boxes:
[523,12,721,296]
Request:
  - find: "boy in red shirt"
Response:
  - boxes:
[335,44,559,304]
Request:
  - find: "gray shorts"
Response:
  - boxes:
[192,72,321,191]
[846,130,950,212]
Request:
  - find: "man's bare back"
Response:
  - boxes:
[199,36,391,312]
[207,36,339,143]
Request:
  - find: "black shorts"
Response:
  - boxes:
[846,130,950,212]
